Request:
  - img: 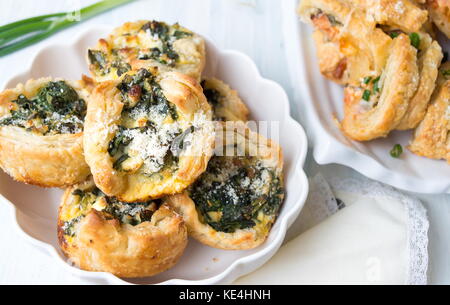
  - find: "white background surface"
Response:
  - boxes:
[0,0,448,284]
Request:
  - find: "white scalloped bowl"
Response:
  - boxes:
[0,26,308,284]
[283,0,450,194]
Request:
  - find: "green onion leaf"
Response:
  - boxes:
[390,144,403,158]
[0,0,136,57]
[363,76,372,84]
[409,32,420,49]
[362,89,371,101]
[389,32,400,39]
[372,76,381,93]
[0,13,65,33]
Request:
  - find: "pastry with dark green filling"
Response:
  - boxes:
[58,178,187,278]
[87,20,205,82]
[166,122,284,250]
[84,68,214,202]
[201,78,249,121]
[0,77,92,187]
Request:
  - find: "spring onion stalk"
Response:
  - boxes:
[0,0,136,57]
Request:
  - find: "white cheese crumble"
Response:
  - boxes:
[46,112,84,134]
[124,121,180,174]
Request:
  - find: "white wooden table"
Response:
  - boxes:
[0,0,448,284]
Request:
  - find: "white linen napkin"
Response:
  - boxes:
[235,174,429,285]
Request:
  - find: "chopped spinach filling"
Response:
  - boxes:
[107,69,181,174]
[117,68,178,120]
[88,50,108,71]
[88,21,192,77]
[200,80,226,121]
[88,49,131,77]
[62,187,161,237]
[138,21,193,67]
[0,81,86,135]
[190,156,284,233]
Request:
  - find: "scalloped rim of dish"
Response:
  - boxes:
[0,26,309,285]
[282,0,450,194]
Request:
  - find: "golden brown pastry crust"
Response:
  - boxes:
[351,0,428,32]
[311,30,348,83]
[426,0,450,38]
[299,0,392,86]
[88,20,205,82]
[166,122,284,250]
[397,34,443,129]
[341,34,419,141]
[58,180,187,278]
[201,78,249,121]
[84,70,214,202]
[409,63,450,161]
[0,78,91,187]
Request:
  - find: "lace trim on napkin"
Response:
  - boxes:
[327,177,429,285]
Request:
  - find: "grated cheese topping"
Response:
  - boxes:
[123,121,181,174]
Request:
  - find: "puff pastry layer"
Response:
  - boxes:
[166,122,284,250]
[426,0,450,38]
[341,34,419,141]
[397,33,443,129]
[299,0,392,86]
[409,62,450,161]
[88,20,205,82]
[201,78,249,121]
[58,178,187,278]
[0,78,91,187]
[351,0,428,32]
[84,68,214,202]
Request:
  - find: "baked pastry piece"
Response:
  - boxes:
[426,0,450,38]
[166,122,284,250]
[0,78,91,187]
[201,78,249,121]
[58,178,187,278]
[88,20,205,82]
[341,34,419,141]
[84,68,214,202]
[409,62,450,161]
[351,0,428,33]
[396,33,443,129]
[298,0,392,85]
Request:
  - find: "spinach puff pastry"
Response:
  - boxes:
[201,78,249,121]
[84,68,215,202]
[166,122,284,250]
[88,20,205,82]
[58,178,187,278]
[409,63,450,161]
[0,78,91,187]
[341,34,419,141]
